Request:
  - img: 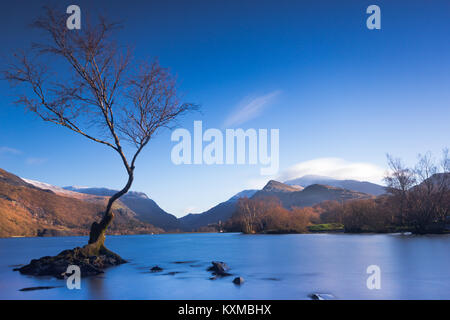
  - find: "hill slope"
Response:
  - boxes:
[64,187,180,231]
[253,180,373,208]
[0,168,162,237]
[179,180,372,231]
[179,189,258,231]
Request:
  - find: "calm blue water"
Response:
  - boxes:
[0,233,449,300]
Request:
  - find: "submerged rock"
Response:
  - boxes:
[309,293,335,300]
[150,265,163,272]
[164,271,186,276]
[233,277,244,285]
[14,246,126,279]
[207,261,231,277]
[19,286,61,292]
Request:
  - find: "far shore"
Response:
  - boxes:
[2,229,450,240]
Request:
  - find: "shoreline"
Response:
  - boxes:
[2,231,450,240]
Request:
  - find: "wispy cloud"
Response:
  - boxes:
[278,158,386,184]
[0,147,22,155]
[0,147,49,166]
[26,157,48,165]
[183,206,198,215]
[223,90,281,127]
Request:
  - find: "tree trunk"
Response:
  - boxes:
[16,171,133,278]
[83,171,134,256]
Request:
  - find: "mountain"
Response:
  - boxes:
[260,180,303,193]
[410,172,450,192]
[1,166,387,236]
[179,189,258,231]
[423,172,450,188]
[284,175,386,196]
[253,180,373,208]
[64,186,180,231]
[0,168,162,237]
[1,169,36,188]
[228,189,260,201]
[179,179,374,231]
[23,179,109,202]
[115,192,180,231]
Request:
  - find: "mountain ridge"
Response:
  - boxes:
[284,174,386,196]
[0,168,162,237]
[179,189,258,231]
[252,180,373,209]
[178,179,375,230]
[63,186,180,231]
[0,168,386,236]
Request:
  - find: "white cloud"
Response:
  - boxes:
[0,147,22,155]
[278,158,386,184]
[183,206,198,215]
[223,90,281,127]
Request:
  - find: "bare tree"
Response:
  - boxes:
[384,154,416,225]
[235,198,259,234]
[3,8,196,256]
[384,150,449,233]
[438,149,450,222]
[408,151,450,233]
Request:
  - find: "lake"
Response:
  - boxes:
[0,233,449,299]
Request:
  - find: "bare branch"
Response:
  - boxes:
[2,6,197,245]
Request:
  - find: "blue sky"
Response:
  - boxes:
[0,0,449,216]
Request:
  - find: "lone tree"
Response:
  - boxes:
[4,8,196,260]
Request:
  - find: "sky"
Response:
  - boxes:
[0,0,449,217]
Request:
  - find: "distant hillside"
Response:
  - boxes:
[64,187,180,231]
[23,179,109,203]
[1,169,36,188]
[414,172,450,190]
[179,189,258,231]
[1,166,387,236]
[284,175,386,196]
[0,168,162,237]
[179,180,373,231]
[253,180,373,208]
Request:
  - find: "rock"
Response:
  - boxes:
[164,271,186,276]
[19,286,61,292]
[233,277,244,285]
[14,246,126,279]
[309,293,335,300]
[207,261,231,277]
[150,265,163,272]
